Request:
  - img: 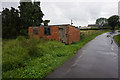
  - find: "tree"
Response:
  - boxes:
[96,18,108,28]
[2,7,21,38]
[18,0,44,35]
[18,0,33,35]
[32,1,44,26]
[108,15,119,31]
[2,0,44,38]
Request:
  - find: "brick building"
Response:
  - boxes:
[29,24,80,44]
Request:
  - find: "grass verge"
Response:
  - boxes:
[113,34,120,46]
[2,30,108,78]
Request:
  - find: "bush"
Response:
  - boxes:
[25,38,41,56]
[2,40,30,71]
[17,37,43,57]
[16,36,26,41]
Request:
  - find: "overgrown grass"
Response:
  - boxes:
[113,34,120,46]
[2,30,108,78]
[80,30,103,40]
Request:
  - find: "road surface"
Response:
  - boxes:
[47,31,119,78]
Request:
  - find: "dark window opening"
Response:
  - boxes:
[59,28,63,30]
[44,27,51,35]
[33,27,38,35]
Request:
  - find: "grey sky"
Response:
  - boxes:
[0,0,119,26]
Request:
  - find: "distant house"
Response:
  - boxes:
[88,24,98,28]
[80,26,91,29]
[29,24,80,44]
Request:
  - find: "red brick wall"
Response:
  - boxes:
[29,27,40,38]
[29,25,80,44]
[29,26,59,41]
[39,27,44,38]
[43,26,59,40]
[51,26,59,41]
[67,25,80,44]
[29,27,33,38]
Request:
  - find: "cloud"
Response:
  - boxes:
[41,2,118,26]
[2,2,19,10]
[0,1,118,26]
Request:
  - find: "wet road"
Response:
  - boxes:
[47,31,119,78]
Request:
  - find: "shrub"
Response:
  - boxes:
[25,38,40,56]
[2,40,30,71]
[17,37,42,57]
[16,36,26,41]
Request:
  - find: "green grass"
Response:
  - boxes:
[113,34,120,46]
[2,30,108,78]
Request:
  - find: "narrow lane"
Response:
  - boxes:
[47,31,119,78]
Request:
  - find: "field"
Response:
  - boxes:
[2,30,107,78]
[113,34,120,46]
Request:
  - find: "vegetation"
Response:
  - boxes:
[2,0,44,38]
[19,0,44,35]
[108,15,119,31]
[96,18,108,27]
[95,15,120,30]
[2,1,118,79]
[80,30,103,40]
[2,30,107,78]
[80,27,111,30]
[113,34,120,46]
[2,7,21,38]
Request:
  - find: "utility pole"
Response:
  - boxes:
[71,19,73,26]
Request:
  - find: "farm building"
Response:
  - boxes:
[29,24,80,44]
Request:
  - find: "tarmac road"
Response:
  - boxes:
[47,31,119,78]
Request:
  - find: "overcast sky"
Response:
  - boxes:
[0,0,119,26]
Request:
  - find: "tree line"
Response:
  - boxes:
[2,0,44,38]
[96,15,120,31]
